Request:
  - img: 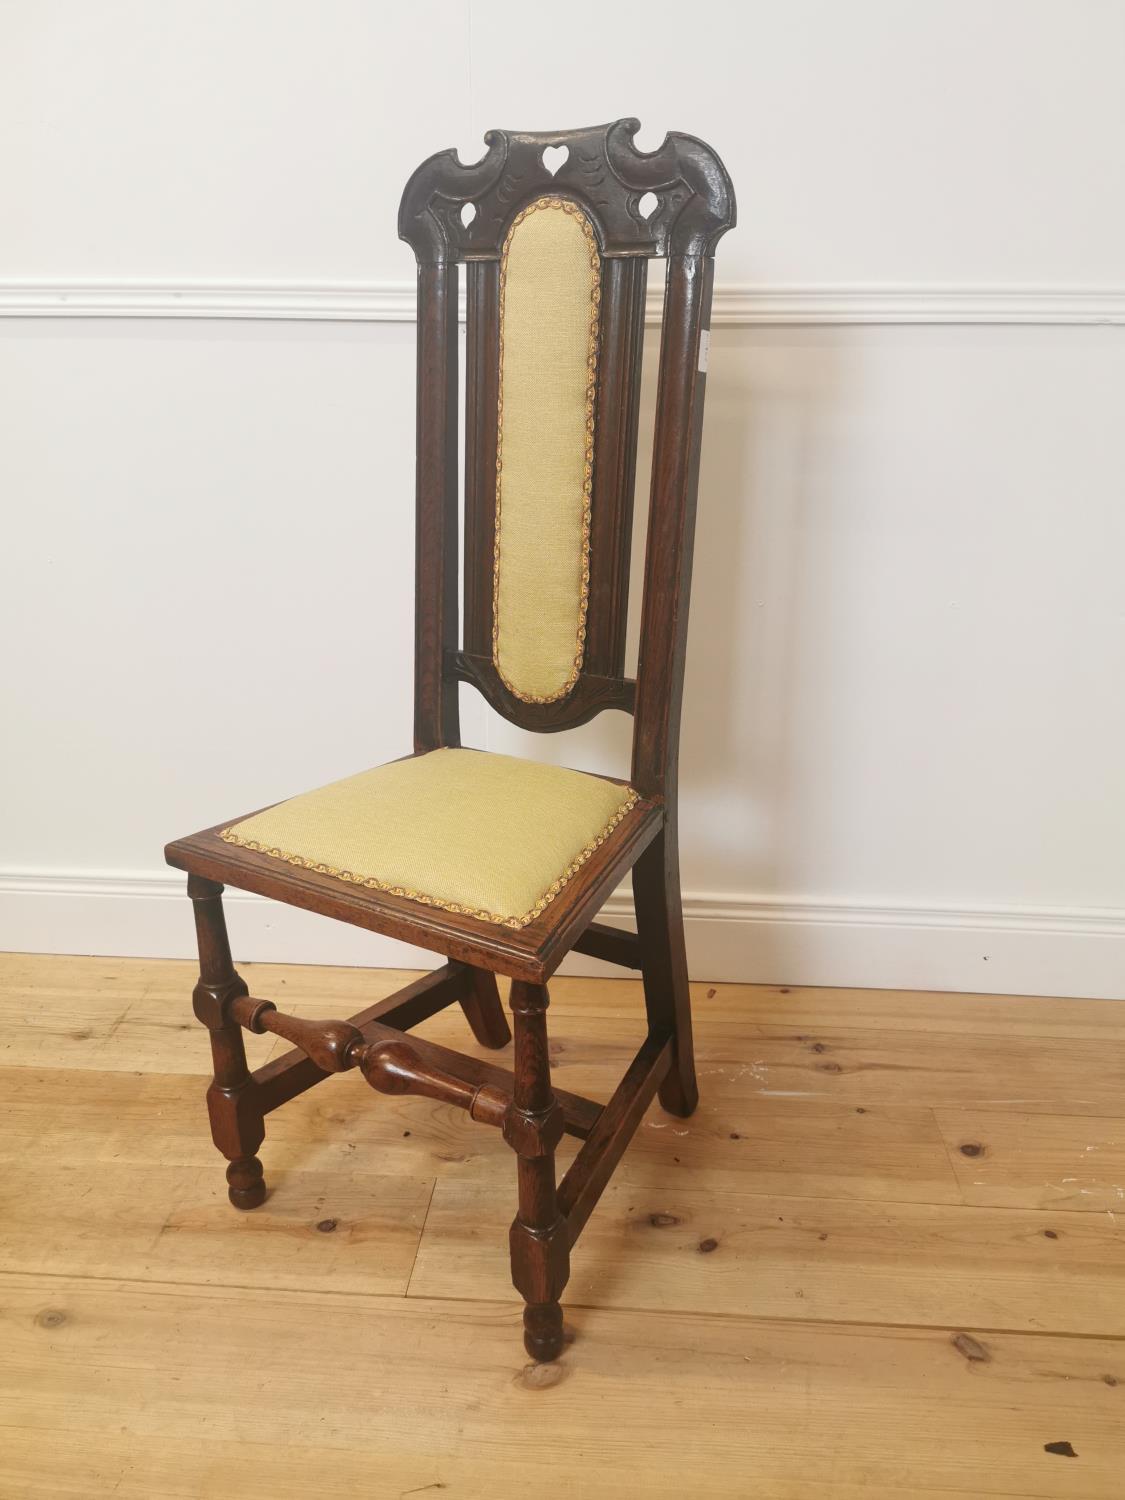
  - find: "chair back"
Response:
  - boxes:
[399,119,735,798]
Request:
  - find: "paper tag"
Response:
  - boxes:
[698,329,710,373]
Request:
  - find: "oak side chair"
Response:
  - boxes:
[165,118,735,1363]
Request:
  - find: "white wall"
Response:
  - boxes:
[2,0,1123,996]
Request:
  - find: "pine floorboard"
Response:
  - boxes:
[2,953,1123,1498]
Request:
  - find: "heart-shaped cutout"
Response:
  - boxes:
[542,144,569,176]
[638,191,659,220]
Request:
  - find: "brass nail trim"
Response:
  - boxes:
[218,787,639,931]
[492,195,601,704]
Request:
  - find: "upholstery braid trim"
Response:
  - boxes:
[217,787,638,930]
[492,195,601,704]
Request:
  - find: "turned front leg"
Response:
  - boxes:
[507,980,569,1362]
[188,874,266,1209]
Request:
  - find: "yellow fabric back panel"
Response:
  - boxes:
[220,748,637,929]
[493,196,600,702]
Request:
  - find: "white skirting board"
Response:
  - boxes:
[1,869,1122,1000]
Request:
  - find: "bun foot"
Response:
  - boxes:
[523,1301,565,1362]
[226,1155,266,1210]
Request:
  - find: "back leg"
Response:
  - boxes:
[632,828,698,1118]
[457,967,512,1049]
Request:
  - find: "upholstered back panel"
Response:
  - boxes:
[492,196,601,703]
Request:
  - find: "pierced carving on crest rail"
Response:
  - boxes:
[398,118,736,264]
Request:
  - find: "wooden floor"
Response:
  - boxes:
[3,955,1124,1498]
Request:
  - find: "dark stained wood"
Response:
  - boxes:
[187,876,266,1210]
[354,1015,598,1140]
[166,118,735,1361]
[245,986,602,1141]
[631,254,716,799]
[558,1030,672,1241]
[633,828,697,1116]
[462,260,500,658]
[569,920,643,970]
[166,789,663,985]
[249,962,480,1111]
[459,966,511,1049]
[449,652,635,732]
[358,1038,511,1127]
[584,255,647,679]
[627,251,718,1122]
[413,260,461,754]
[367,961,478,1030]
[229,995,363,1073]
[399,119,735,264]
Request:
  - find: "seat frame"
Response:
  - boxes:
[165,119,735,1362]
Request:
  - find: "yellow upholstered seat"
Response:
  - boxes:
[219,748,638,930]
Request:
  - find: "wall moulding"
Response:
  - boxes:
[2,281,1124,327]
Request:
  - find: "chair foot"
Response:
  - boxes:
[633,830,699,1122]
[226,1155,266,1210]
[659,1067,699,1119]
[523,1301,565,1362]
